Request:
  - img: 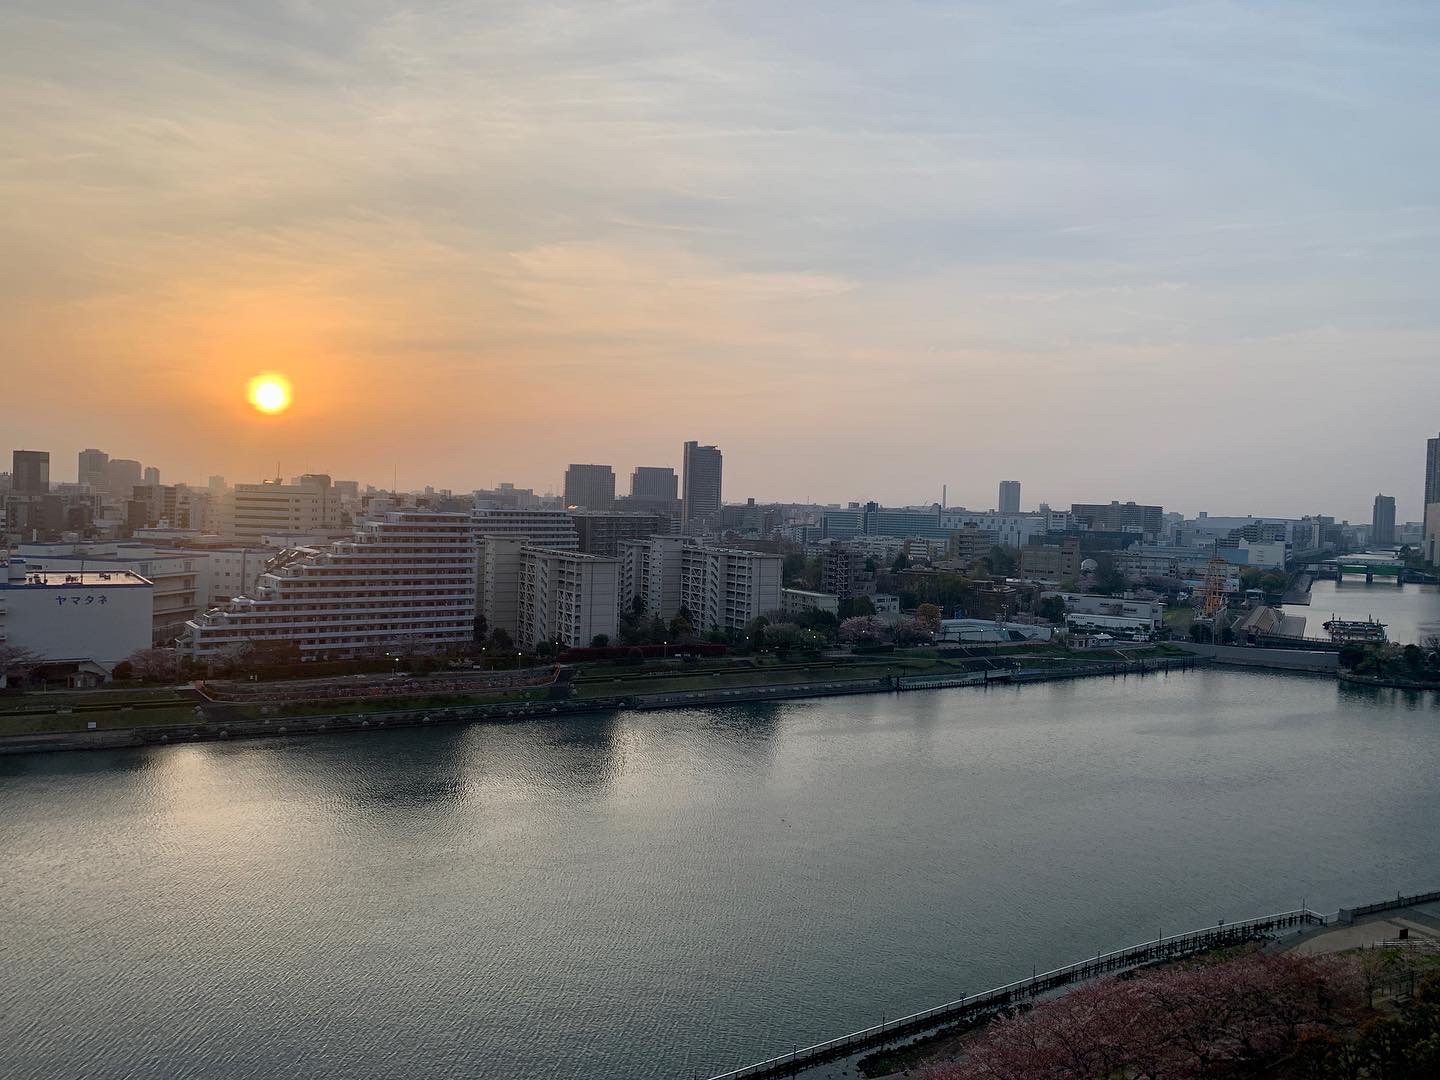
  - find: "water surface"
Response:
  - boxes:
[3,669,1438,1079]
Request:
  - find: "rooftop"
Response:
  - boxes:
[3,568,151,589]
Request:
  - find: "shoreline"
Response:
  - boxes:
[0,655,1202,756]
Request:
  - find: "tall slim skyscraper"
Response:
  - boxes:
[1426,435,1440,508]
[681,441,723,529]
[1372,494,1396,548]
[143,465,161,486]
[998,480,1021,514]
[563,464,615,510]
[630,466,678,502]
[78,448,109,490]
[12,450,50,494]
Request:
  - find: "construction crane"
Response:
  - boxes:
[1197,556,1229,618]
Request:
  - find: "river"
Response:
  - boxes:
[3,669,1439,1080]
[1286,577,1440,645]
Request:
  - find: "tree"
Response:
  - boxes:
[765,622,806,656]
[590,633,610,648]
[839,616,887,644]
[891,552,912,573]
[985,545,1017,576]
[534,640,557,658]
[916,603,943,633]
[667,614,695,642]
[838,595,876,619]
[1092,555,1128,596]
[485,627,515,653]
[0,643,42,688]
[893,617,932,645]
[125,647,183,683]
[1037,595,1067,625]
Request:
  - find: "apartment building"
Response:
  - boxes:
[223,475,344,542]
[679,546,782,631]
[182,510,477,660]
[470,506,578,550]
[517,548,619,648]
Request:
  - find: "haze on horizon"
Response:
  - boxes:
[3,1,1438,522]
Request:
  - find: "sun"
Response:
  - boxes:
[247,373,293,415]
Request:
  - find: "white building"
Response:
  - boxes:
[517,548,619,648]
[0,559,152,680]
[470,506,578,550]
[182,510,477,660]
[222,476,344,542]
[1051,593,1164,631]
[17,541,203,644]
[939,510,1060,548]
[781,588,839,616]
[679,546,783,631]
[617,535,687,618]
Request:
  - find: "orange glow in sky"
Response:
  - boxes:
[247,373,293,416]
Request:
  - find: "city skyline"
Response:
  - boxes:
[3,3,1439,519]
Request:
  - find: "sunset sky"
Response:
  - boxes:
[3,2,1438,520]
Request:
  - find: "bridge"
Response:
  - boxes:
[1308,560,1405,584]
[701,908,1325,1080]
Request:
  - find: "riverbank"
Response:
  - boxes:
[1338,671,1440,692]
[0,648,1198,755]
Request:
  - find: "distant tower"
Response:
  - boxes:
[11,450,49,494]
[78,448,109,490]
[1371,494,1396,548]
[681,441,723,530]
[563,464,615,510]
[998,480,1021,514]
[143,465,161,487]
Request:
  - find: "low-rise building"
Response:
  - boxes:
[781,588,839,616]
[1017,537,1082,582]
[1051,592,1164,631]
[0,559,152,681]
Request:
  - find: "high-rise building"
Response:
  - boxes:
[78,449,109,490]
[143,466,161,486]
[570,511,665,556]
[1426,435,1440,508]
[470,506,578,550]
[630,467,678,502]
[517,548,620,648]
[11,450,49,494]
[183,510,477,660]
[681,441,722,530]
[563,464,616,510]
[679,545,782,631]
[1071,501,1164,539]
[105,458,143,496]
[1372,494,1396,548]
[998,480,1021,514]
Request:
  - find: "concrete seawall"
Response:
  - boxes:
[1175,642,1338,673]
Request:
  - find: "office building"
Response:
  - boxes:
[183,510,477,660]
[1071,501,1164,539]
[105,458,143,496]
[12,450,49,494]
[1017,537,1083,582]
[1427,435,1440,507]
[517,548,620,649]
[1372,494,1396,548]
[570,511,665,557]
[630,467,678,503]
[679,546,782,631]
[78,449,109,490]
[223,475,344,542]
[0,559,153,682]
[143,466,161,487]
[998,481,1021,514]
[563,464,616,511]
[681,442,723,529]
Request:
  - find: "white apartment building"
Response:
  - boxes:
[182,510,476,660]
[517,548,619,648]
[470,506,578,550]
[939,510,1058,548]
[679,546,783,631]
[0,559,152,680]
[222,476,344,542]
[617,535,687,617]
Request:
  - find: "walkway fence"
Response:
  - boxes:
[1340,888,1440,924]
[703,908,1326,1080]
